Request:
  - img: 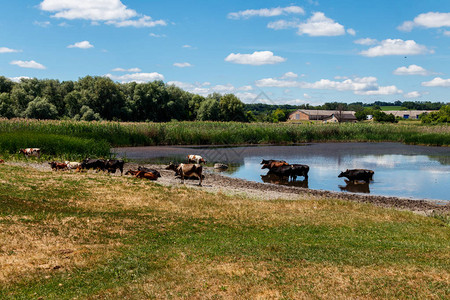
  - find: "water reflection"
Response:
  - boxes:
[261,174,309,188]
[339,180,370,194]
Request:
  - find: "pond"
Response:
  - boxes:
[114,143,450,201]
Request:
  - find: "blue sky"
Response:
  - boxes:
[0,0,449,105]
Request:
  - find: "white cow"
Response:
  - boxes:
[187,155,206,164]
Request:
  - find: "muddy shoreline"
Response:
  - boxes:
[9,161,450,215]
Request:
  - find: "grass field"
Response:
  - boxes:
[0,164,449,298]
[0,119,449,160]
[381,106,404,111]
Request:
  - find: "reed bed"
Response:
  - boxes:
[0,119,448,159]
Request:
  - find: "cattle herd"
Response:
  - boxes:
[10,150,375,188]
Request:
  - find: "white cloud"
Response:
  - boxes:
[444,30,450,36]
[398,12,450,32]
[255,75,402,95]
[182,45,192,48]
[404,91,422,98]
[8,76,32,82]
[10,60,46,69]
[239,85,253,91]
[106,16,166,28]
[393,65,433,76]
[168,81,239,97]
[105,72,164,83]
[225,51,286,65]
[297,12,345,36]
[228,6,304,19]
[173,62,193,68]
[281,71,298,79]
[267,19,299,30]
[354,38,378,45]
[149,33,166,38]
[303,93,312,99]
[421,77,450,87]
[67,40,94,49]
[235,92,259,102]
[359,39,432,57]
[39,0,166,28]
[347,28,356,36]
[34,21,51,27]
[112,67,142,72]
[0,47,21,53]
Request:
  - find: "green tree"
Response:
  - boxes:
[24,97,58,119]
[219,94,246,122]
[197,98,220,121]
[271,108,286,123]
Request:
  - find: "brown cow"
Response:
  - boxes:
[125,169,139,176]
[166,163,203,186]
[19,148,41,158]
[261,161,289,169]
[134,170,159,180]
[0,159,4,164]
[49,161,68,171]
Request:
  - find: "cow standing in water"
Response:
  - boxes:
[338,169,374,183]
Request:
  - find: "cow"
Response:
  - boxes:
[261,161,289,169]
[166,163,203,186]
[267,164,309,181]
[77,158,106,172]
[289,164,309,180]
[261,159,287,165]
[187,155,206,164]
[19,148,40,158]
[137,166,161,178]
[104,159,125,175]
[64,161,81,170]
[338,169,374,183]
[0,159,4,164]
[125,169,139,176]
[49,161,68,171]
[134,170,159,181]
[261,174,309,189]
[166,163,205,180]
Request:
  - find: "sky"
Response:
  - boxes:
[0,0,449,105]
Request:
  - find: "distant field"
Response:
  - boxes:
[381,106,404,111]
[0,164,449,298]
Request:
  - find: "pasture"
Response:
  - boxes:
[0,164,449,298]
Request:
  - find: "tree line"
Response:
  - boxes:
[0,76,448,123]
[0,76,248,122]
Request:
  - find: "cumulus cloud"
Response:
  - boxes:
[39,0,166,28]
[404,91,422,98]
[281,71,298,79]
[8,76,32,82]
[10,60,46,69]
[267,19,299,30]
[34,21,51,27]
[421,77,450,87]
[354,38,378,45]
[0,47,21,53]
[239,85,253,91]
[105,72,164,83]
[228,6,304,19]
[297,12,345,36]
[398,12,450,32]
[255,75,402,95]
[359,39,432,57]
[173,62,193,68]
[112,67,141,72]
[168,81,238,97]
[225,51,286,65]
[347,28,356,36]
[393,65,434,76]
[149,33,166,38]
[67,40,94,49]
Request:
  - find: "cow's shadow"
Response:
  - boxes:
[261,174,309,189]
[339,180,370,194]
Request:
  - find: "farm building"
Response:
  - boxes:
[385,110,437,119]
[288,110,357,123]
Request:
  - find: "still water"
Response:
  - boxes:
[115,143,450,201]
